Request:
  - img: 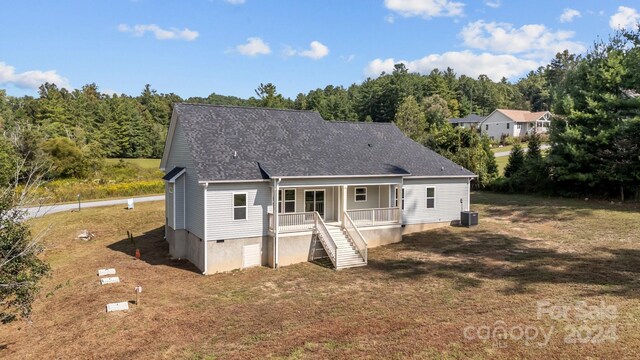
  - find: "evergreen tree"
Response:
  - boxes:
[504,144,525,178]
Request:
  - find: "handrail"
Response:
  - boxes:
[343,212,367,263]
[346,207,400,227]
[314,212,338,268]
[270,212,316,233]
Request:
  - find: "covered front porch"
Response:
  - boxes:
[267,183,402,233]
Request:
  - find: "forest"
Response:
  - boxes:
[0,29,639,200]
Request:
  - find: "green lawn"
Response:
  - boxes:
[105,158,161,170]
[4,193,639,359]
[491,144,514,154]
[495,155,509,175]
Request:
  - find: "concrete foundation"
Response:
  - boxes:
[402,222,450,235]
[359,225,403,247]
[166,227,205,272]
[206,236,268,274]
[269,232,327,268]
[166,222,453,274]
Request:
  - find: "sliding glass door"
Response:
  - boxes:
[304,190,325,218]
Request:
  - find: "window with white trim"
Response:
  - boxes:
[278,189,295,213]
[355,187,367,202]
[395,187,405,210]
[426,187,436,209]
[233,193,247,220]
[517,123,521,129]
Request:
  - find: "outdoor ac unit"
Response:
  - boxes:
[460,211,478,227]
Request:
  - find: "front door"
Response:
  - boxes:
[304,190,325,218]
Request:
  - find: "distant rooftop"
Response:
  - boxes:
[449,114,484,124]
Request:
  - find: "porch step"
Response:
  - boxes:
[326,227,366,269]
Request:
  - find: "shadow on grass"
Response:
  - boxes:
[472,191,640,217]
[367,229,640,298]
[107,226,201,274]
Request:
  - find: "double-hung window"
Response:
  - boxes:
[233,193,247,220]
[355,187,367,202]
[279,189,295,213]
[426,187,436,209]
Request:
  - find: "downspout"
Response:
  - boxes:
[467,177,471,211]
[202,183,208,275]
[273,178,281,269]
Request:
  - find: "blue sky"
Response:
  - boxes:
[1,0,639,99]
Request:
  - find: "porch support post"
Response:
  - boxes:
[272,178,280,269]
[341,185,347,226]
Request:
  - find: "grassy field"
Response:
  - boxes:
[104,158,161,170]
[28,158,164,204]
[1,193,639,359]
[491,145,515,154]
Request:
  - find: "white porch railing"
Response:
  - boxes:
[343,212,367,263]
[314,212,338,268]
[345,207,400,227]
[268,212,316,233]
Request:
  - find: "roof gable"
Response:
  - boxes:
[494,109,550,123]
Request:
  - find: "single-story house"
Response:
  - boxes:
[160,104,476,274]
[480,109,551,140]
[449,114,484,129]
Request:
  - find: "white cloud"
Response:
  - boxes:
[117,23,199,41]
[284,41,329,60]
[341,54,356,62]
[610,6,640,30]
[460,20,586,59]
[385,14,395,23]
[485,1,501,9]
[560,8,581,23]
[0,62,70,90]
[299,41,329,60]
[235,37,271,56]
[384,0,464,19]
[224,0,245,4]
[364,51,540,81]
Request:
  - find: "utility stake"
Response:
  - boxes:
[77,194,81,212]
[134,285,142,305]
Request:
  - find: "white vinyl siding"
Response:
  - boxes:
[402,178,470,224]
[165,121,204,238]
[481,111,517,139]
[206,182,271,241]
[175,175,185,229]
[346,185,379,210]
[166,182,175,228]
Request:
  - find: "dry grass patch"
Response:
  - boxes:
[0,193,639,359]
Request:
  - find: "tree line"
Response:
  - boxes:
[0,29,639,198]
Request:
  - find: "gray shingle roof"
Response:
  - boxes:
[173,103,475,182]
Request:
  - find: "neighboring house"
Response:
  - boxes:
[449,114,484,130]
[480,109,552,140]
[160,104,476,274]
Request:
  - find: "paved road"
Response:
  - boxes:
[494,144,550,157]
[22,195,165,219]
